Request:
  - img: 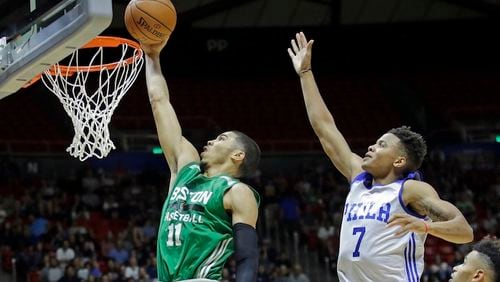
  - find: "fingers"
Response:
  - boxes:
[306,40,314,52]
[291,32,313,52]
[291,39,300,54]
[296,33,304,49]
[387,214,427,235]
[387,218,411,236]
[388,213,409,223]
[299,32,308,48]
[287,48,295,58]
[387,218,407,228]
[394,226,410,237]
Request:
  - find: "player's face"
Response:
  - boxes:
[449,251,485,282]
[200,132,239,164]
[361,133,404,173]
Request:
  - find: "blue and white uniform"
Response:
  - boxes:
[337,172,428,282]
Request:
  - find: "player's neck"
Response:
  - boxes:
[371,171,401,185]
[203,162,238,178]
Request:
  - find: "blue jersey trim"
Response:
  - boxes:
[398,179,426,219]
[352,171,409,190]
[404,245,413,282]
[404,235,419,282]
[411,233,420,281]
[351,172,377,190]
[351,171,368,184]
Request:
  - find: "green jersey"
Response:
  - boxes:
[157,163,259,281]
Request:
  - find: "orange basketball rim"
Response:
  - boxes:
[24,36,143,88]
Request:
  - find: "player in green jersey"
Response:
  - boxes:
[142,40,261,282]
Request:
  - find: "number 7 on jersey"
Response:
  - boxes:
[352,226,366,257]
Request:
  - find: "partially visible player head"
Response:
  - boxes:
[450,238,500,282]
[200,131,260,178]
[361,126,427,177]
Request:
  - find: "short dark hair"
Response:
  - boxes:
[232,131,261,177]
[388,126,427,172]
[473,238,500,281]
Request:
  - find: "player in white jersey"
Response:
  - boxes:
[287,32,474,281]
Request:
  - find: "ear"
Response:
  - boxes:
[231,150,245,162]
[393,156,407,168]
[471,269,485,281]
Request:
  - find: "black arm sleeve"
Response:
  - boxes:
[233,222,259,282]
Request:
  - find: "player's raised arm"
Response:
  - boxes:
[288,32,362,181]
[142,43,199,179]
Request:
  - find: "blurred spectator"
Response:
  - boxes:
[77,261,91,280]
[221,267,232,282]
[81,169,99,192]
[124,256,139,280]
[58,265,79,282]
[279,191,301,236]
[317,218,335,242]
[0,207,6,224]
[274,264,291,282]
[56,240,75,269]
[89,259,102,278]
[144,256,157,281]
[107,240,129,265]
[257,264,270,282]
[46,256,63,282]
[105,258,121,281]
[289,264,310,282]
[142,219,156,242]
[29,212,48,242]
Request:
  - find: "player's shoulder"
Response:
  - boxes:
[403,179,434,190]
[226,183,260,204]
[403,179,439,201]
[228,182,252,194]
[218,175,239,187]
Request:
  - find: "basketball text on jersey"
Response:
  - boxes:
[171,186,214,204]
[344,202,391,223]
[165,186,214,224]
[164,211,203,223]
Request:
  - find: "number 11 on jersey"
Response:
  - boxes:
[167,223,183,247]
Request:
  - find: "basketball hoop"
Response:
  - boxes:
[39,36,144,161]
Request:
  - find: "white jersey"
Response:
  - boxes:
[337,172,428,282]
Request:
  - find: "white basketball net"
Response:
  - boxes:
[41,40,144,161]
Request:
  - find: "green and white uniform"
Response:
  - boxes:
[157,163,259,281]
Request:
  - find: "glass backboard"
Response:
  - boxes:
[0,0,112,99]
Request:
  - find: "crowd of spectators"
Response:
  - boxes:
[0,148,499,282]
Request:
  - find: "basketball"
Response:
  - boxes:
[124,0,177,45]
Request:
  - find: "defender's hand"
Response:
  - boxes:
[287,32,314,76]
[387,213,429,236]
